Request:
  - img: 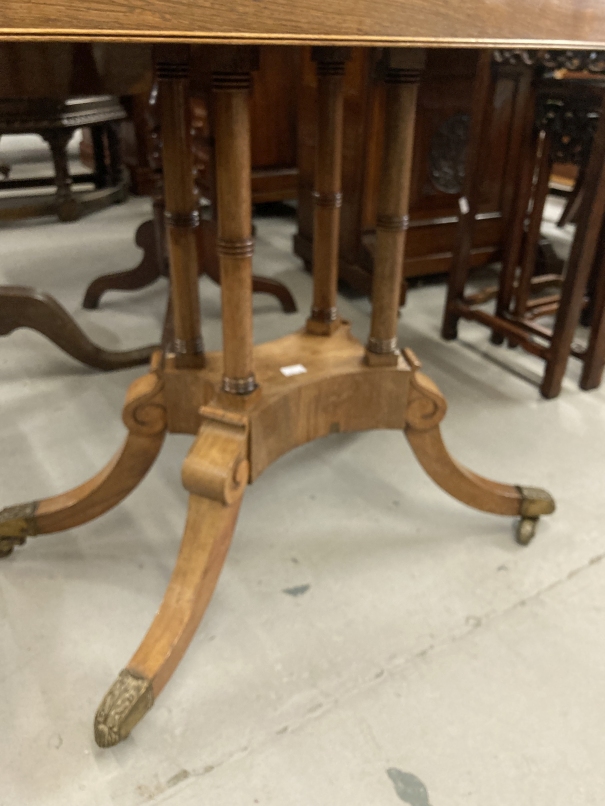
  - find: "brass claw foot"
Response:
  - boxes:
[94,669,154,748]
[515,486,556,546]
[0,502,38,557]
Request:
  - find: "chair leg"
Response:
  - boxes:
[0,285,156,370]
[441,50,494,341]
[402,350,555,545]
[42,128,80,222]
[580,233,605,390]
[83,219,163,309]
[541,92,605,399]
[0,361,166,557]
[94,409,248,747]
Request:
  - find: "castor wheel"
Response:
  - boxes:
[516,517,538,546]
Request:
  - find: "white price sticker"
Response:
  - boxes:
[280,364,307,377]
[458,196,470,215]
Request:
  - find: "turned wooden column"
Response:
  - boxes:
[365,49,425,366]
[212,48,259,393]
[306,47,349,336]
[155,46,205,368]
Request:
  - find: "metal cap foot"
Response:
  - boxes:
[0,502,38,557]
[515,486,556,546]
[94,669,154,748]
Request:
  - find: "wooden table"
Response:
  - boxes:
[4,0,602,747]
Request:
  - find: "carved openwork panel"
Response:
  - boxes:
[428,112,470,195]
[494,50,605,73]
[536,95,600,165]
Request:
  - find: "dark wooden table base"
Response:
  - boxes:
[0,285,155,370]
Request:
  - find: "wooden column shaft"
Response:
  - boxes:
[213,70,256,394]
[156,48,204,367]
[307,48,349,335]
[366,49,424,366]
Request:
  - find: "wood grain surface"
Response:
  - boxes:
[2,0,605,48]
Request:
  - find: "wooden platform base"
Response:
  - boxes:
[0,326,555,745]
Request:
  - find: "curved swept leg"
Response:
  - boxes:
[0,360,167,557]
[402,350,555,544]
[0,285,156,370]
[83,219,163,310]
[95,407,249,747]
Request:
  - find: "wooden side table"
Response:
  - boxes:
[0,43,555,747]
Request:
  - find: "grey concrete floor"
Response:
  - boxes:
[0,140,604,806]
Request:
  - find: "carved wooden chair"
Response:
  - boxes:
[442,51,605,398]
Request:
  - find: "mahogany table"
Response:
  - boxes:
[3,0,601,747]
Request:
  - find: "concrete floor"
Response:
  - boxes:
[1,140,604,805]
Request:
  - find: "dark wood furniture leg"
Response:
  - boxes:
[441,50,494,340]
[579,224,605,390]
[557,165,585,228]
[508,130,553,335]
[541,91,605,398]
[90,124,109,189]
[0,285,155,370]
[82,216,164,309]
[42,128,80,222]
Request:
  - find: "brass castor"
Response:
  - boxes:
[0,502,37,558]
[515,486,556,546]
[516,516,538,545]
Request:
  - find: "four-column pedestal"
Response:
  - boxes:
[0,44,556,748]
